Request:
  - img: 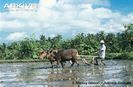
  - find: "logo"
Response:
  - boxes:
[4,3,38,11]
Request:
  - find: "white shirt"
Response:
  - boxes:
[99,44,106,59]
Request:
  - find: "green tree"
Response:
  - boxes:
[124,23,133,51]
[105,33,119,53]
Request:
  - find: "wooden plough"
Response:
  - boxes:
[79,55,98,65]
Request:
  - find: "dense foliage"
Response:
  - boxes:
[0,24,133,60]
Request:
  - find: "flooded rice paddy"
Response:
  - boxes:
[0,60,133,87]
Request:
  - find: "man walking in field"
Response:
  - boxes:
[93,40,106,65]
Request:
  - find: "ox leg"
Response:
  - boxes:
[71,62,74,67]
[76,61,79,66]
[71,61,79,67]
[50,61,54,68]
[70,59,75,67]
[60,61,64,68]
[71,58,79,67]
[56,60,60,67]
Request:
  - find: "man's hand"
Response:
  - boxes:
[100,50,104,52]
[94,51,98,54]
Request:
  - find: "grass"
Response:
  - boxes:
[0,59,49,63]
[106,52,133,60]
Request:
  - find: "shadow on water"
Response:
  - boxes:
[31,66,61,69]
[0,60,133,87]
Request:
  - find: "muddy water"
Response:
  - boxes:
[0,60,133,87]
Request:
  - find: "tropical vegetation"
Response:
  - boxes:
[0,24,133,60]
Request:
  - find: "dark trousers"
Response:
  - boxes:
[93,57,105,65]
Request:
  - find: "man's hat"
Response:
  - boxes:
[100,40,104,43]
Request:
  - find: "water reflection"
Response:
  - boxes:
[46,68,79,82]
[0,60,133,87]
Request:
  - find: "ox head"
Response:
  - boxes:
[39,49,58,61]
[46,49,59,61]
[39,51,47,60]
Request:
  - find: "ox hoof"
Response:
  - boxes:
[77,64,79,66]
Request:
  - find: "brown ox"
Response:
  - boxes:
[39,49,79,68]
[48,49,79,68]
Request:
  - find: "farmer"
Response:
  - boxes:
[93,40,106,65]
